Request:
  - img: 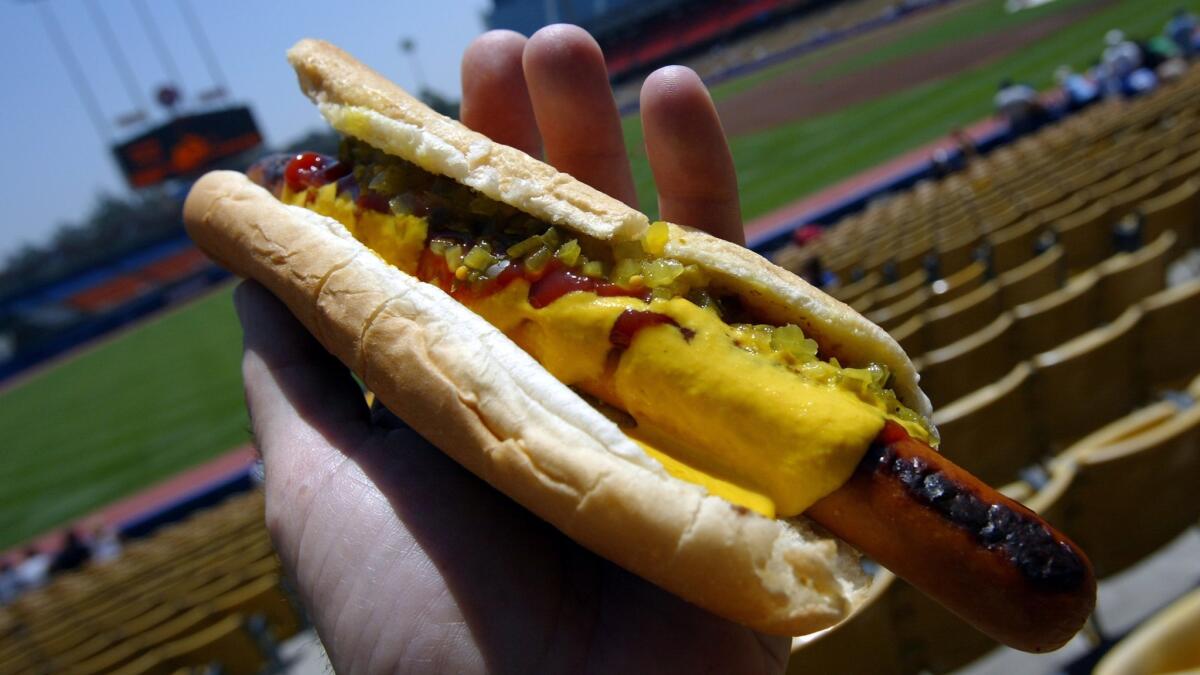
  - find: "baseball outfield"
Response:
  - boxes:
[2,0,1194,549]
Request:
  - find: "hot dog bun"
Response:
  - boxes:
[184,38,940,635]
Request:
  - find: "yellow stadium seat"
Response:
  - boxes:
[831,271,881,305]
[931,362,1041,487]
[936,230,982,276]
[57,632,123,670]
[787,572,905,675]
[889,314,923,356]
[1097,231,1175,323]
[116,604,180,643]
[1106,176,1164,226]
[990,216,1044,274]
[1057,200,1116,273]
[1086,170,1136,206]
[160,614,264,675]
[1042,193,1088,225]
[770,243,808,276]
[1137,279,1200,391]
[890,578,999,673]
[1094,586,1200,675]
[73,640,142,675]
[109,652,165,675]
[1047,401,1200,577]
[869,287,929,332]
[212,574,301,641]
[1030,307,1142,450]
[928,261,985,308]
[998,245,1063,309]
[872,269,927,307]
[915,312,1015,407]
[893,240,932,280]
[1012,271,1101,361]
[1139,177,1198,256]
[1068,400,1180,455]
[922,281,1003,352]
[1161,149,1200,191]
[1133,145,1179,180]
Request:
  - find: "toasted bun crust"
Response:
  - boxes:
[184,39,937,634]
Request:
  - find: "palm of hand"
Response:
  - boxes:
[237,25,789,675]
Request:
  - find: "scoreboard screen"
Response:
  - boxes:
[113,107,262,188]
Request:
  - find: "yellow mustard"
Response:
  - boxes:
[287,189,929,518]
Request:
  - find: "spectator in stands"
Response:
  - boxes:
[950,127,979,165]
[14,546,50,592]
[1054,65,1100,113]
[1100,29,1145,97]
[49,529,91,575]
[89,524,123,564]
[232,26,787,675]
[0,560,19,605]
[994,78,1047,138]
[1166,8,1198,57]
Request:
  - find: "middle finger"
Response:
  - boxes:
[523,24,638,207]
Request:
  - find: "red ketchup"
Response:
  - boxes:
[609,309,690,349]
[283,152,350,192]
[528,265,649,309]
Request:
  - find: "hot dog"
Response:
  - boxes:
[183,39,1094,649]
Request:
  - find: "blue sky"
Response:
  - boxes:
[0,0,491,260]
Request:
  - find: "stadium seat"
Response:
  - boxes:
[1106,176,1165,228]
[1137,279,1200,391]
[212,574,301,641]
[872,269,927,307]
[1085,170,1136,207]
[915,313,1014,407]
[1067,400,1180,456]
[893,240,931,280]
[159,614,264,675]
[786,572,905,675]
[922,281,1003,352]
[927,261,985,308]
[1012,271,1101,361]
[868,287,929,332]
[1094,586,1200,675]
[1030,307,1142,450]
[935,231,982,276]
[890,578,999,673]
[1017,184,1069,217]
[1133,146,1179,181]
[1047,400,1200,577]
[989,216,1044,274]
[830,271,881,305]
[931,362,1040,487]
[74,640,142,675]
[1138,177,1198,256]
[1057,200,1117,273]
[1040,193,1088,228]
[889,315,924,356]
[998,245,1063,309]
[1161,148,1200,191]
[1096,231,1175,322]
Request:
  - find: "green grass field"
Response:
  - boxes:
[0,288,247,548]
[628,0,1200,221]
[2,0,1196,548]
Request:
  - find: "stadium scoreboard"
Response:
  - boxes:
[112,106,263,189]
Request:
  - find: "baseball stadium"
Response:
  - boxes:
[2,0,1200,672]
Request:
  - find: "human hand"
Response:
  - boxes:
[238,24,784,674]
